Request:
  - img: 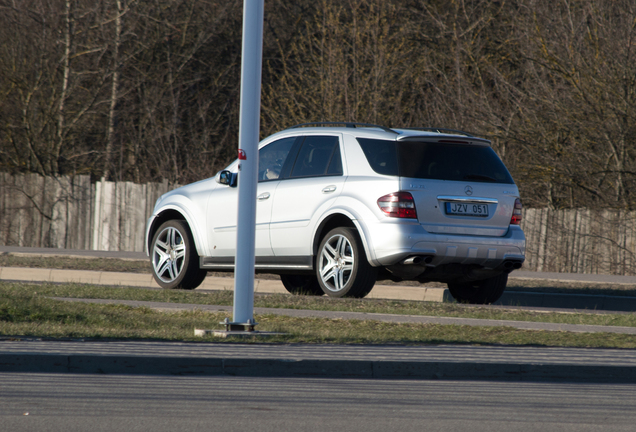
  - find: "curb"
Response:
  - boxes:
[1,353,635,383]
[496,291,636,312]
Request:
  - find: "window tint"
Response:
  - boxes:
[357,138,514,184]
[290,136,341,178]
[258,137,296,182]
[397,141,514,184]
[326,146,343,175]
[357,138,399,176]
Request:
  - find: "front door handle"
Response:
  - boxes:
[257,192,271,201]
[322,185,337,193]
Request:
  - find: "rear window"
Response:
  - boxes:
[357,138,514,184]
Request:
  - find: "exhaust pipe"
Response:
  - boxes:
[401,256,434,265]
[402,256,422,265]
[502,260,523,270]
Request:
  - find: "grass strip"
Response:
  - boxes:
[0,255,152,273]
[4,281,636,331]
[1,284,636,348]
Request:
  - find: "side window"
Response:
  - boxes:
[326,146,343,175]
[357,138,398,176]
[290,136,342,178]
[258,137,296,182]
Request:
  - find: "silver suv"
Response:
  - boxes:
[145,122,525,304]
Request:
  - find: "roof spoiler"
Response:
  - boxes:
[397,135,492,145]
[399,127,475,137]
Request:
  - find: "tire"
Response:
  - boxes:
[316,227,377,298]
[280,274,324,296]
[447,273,508,304]
[151,220,207,290]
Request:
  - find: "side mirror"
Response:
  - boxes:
[216,170,237,187]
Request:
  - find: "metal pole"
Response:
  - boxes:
[232,0,264,330]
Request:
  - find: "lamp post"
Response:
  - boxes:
[225,0,265,331]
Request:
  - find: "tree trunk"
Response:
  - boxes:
[54,0,72,176]
[103,0,122,181]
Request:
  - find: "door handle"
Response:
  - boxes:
[257,192,271,200]
[322,185,337,193]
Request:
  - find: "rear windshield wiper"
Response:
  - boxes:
[463,174,497,182]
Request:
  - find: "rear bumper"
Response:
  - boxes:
[367,222,525,269]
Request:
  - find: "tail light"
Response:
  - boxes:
[377,192,417,219]
[510,198,522,225]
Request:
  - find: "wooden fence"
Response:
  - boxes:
[0,173,174,252]
[1,173,635,275]
[521,208,636,275]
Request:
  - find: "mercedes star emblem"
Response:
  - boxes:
[464,185,473,196]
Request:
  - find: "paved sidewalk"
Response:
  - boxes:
[5,265,636,311]
[0,266,450,302]
[4,245,636,285]
[1,339,635,383]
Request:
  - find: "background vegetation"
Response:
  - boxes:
[1,0,635,209]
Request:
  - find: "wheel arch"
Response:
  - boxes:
[146,208,202,257]
[312,211,376,266]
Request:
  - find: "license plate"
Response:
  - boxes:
[445,202,489,217]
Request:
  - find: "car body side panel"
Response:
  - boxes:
[207,181,277,257]
[146,178,217,257]
[270,176,346,256]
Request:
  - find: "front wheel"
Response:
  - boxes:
[151,220,207,290]
[316,227,377,298]
[447,273,508,304]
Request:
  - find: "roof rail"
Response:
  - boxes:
[288,121,398,134]
[401,127,475,137]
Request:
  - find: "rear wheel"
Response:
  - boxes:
[151,220,207,290]
[316,227,377,298]
[280,274,324,296]
[447,273,508,304]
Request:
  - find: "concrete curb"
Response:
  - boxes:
[3,340,636,383]
[1,353,635,382]
[497,290,636,312]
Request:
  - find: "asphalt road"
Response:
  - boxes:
[1,373,634,432]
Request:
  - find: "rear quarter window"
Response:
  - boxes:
[357,138,399,176]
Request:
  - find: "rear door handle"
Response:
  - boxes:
[257,192,271,200]
[322,185,337,193]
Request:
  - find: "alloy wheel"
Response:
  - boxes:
[318,233,354,292]
[153,226,186,283]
